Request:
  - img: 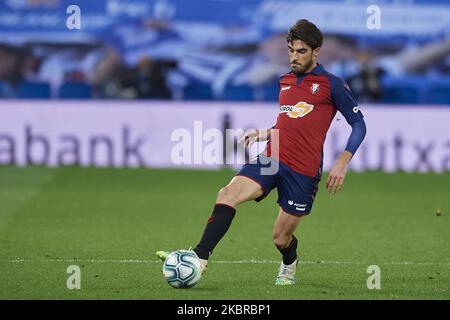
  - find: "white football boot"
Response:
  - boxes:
[275,258,298,285]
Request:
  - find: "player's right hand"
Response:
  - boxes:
[240,129,271,149]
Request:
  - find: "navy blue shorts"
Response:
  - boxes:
[236,155,321,216]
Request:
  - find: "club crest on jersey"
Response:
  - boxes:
[280,101,314,118]
[311,83,320,94]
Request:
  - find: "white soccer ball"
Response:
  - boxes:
[162,250,202,288]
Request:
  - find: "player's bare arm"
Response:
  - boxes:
[326,150,352,194]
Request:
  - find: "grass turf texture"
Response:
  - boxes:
[0,166,449,299]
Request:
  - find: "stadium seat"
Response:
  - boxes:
[380,75,424,104]
[0,81,14,98]
[0,81,6,97]
[426,86,450,104]
[183,82,213,100]
[17,81,51,99]
[424,77,450,104]
[59,82,92,99]
[381,86,419,104]
[254,83,280,102]
[222,84,254,101]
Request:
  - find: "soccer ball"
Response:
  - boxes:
[162,250,202,288]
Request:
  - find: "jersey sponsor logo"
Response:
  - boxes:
[311,83,320,94]
[280,85,291,92]
[280,101,314,118]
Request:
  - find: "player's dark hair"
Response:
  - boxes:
[286,19,323,50]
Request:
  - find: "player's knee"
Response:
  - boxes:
[273,233,291,250]
[217,186,239,206]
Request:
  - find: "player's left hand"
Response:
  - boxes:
[326,151,352,194]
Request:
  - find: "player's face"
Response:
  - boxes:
[288,40,318,73]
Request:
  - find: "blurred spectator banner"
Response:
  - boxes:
[1,101,449,173]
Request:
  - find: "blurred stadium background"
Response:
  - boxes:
[0,0,449,300]
[0,0,449,102]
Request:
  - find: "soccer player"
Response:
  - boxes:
[157,19,367,285]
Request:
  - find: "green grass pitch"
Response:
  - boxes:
[0,166,449,299]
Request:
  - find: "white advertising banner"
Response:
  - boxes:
[0,101,449,173]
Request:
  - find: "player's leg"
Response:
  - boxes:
[272,162,320,285]
[193,175,265,261]
[273,208,302,261]
[272,208,303,285]
[156,175,267,267]
[157,154,277,273]
[215,175,265,207]
[191,153,279,264]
